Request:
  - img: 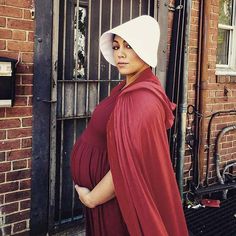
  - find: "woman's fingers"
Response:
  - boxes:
[75,185,90,196]
[75,185,95,208]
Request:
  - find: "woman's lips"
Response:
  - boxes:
[117,62,128,67]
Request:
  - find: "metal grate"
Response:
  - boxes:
[185,192,236,236]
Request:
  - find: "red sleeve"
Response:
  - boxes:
[107,88,188,236]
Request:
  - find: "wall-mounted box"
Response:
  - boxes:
[0,57,17,107]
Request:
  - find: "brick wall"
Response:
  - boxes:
[183,0,236,190]
[0,0,34,235]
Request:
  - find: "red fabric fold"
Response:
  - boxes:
[107,68,188,236]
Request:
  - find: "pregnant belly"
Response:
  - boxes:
[70,140,109,189]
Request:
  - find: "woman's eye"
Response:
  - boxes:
[112,45,119,50]
[126,44,132,49]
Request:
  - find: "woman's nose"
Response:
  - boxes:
[117,48,126,58]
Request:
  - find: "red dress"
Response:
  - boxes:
[71,68,188,236]
[70,79,129,236]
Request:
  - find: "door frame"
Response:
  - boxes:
[31,0,53,235]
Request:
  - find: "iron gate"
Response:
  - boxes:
[49,0,157,232]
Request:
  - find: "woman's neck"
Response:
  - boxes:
[125,65,150,88]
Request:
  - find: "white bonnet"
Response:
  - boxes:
[99,15,160,68]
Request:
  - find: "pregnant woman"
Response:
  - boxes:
[71,15,188,236]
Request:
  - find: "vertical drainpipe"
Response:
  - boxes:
[176,0,192,199]
[198,0,210,185]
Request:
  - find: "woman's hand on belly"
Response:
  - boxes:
[75,185,97,208]
[75,170,115,208]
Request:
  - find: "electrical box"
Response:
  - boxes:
[0,57,17,107]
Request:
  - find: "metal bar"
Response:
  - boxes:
[108,0,113,95]
[120,0,123,23]
[57,115,92,121]
[154,0,158,19]
[139,0,142,15]
[86,0,92,125]
[147,0,150,15]
[75,2,79,80]
[130,0,133,19]
[97,0,103,103]
[48,0,60,230]
[58,0,67,224]
[118,0,123,81]
[71,0,80,220]
[153,0,158,76]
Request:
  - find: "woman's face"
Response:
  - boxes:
[112,35,148,79]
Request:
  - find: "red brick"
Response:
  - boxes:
[0,17,6,27]
[0,108,5,118]
[7,148,31,161]
[6,107,32,117]
[0,51,18,60]
[0,130,6,139]
[7,41,34,52]
[16,64,33,74]
[224,103,235,110]
[12,30,26,41]
[14,97,28,106]
[0,181,18,194]
[5,190,30,204]
[20,199,30,210]
[0,28,12,39]
[22,118,32,127]
[28,97,32,106]
[6,0,32,8]
[20,179,30,190]
[23,9,31,19]
[0,152,5,161]
[16,85,33,95]
[22,52,33,63]
[7,19,34,31]
[0,6,22,18]
[13,231,30,236]
[2,202,18,214]
[22,75,33,85]
[13,159,27,170]
[13,221,27,233]
[27,159,31,168]
[0,173,5,183]
[227,147,236,154]
[0,162,11,173]
[5,210,30,224]
[22,138,32,148]
[0,194,3,204]
[28,31,34,42]
[15,75,22,85]
[227,135,234,142]
[7,128,32,139]
[1,225,12,236]
[0,118,21,129]
[0,40,6,50]
[6,169,30,181]
[0,139,20,151]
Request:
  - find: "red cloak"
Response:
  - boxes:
[107,68,188,236]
